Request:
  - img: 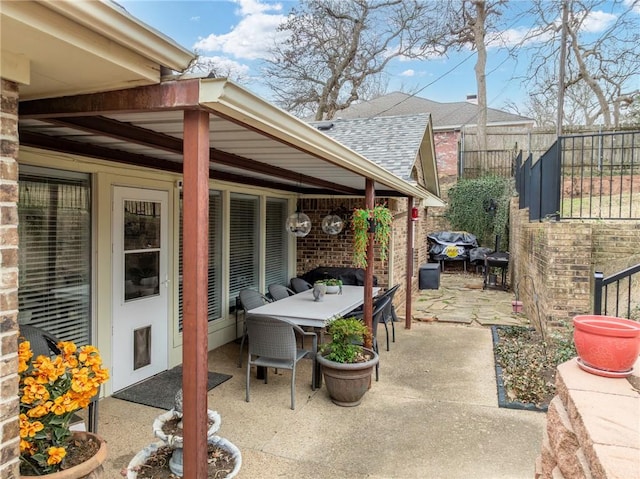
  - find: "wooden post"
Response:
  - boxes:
[363,178,375,348]
[182,109,210,479]
[405,197,414,329]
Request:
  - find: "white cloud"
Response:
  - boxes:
[190,16,200,22]
[400,69,415,77]
[194,0,287,60]
[581,10,617,32]
[234,0,282,16]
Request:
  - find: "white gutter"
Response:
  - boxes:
[199,79,444,206]
[41,0,194,72]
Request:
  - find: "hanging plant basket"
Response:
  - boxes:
[351,204,392,269]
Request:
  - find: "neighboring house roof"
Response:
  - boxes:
[332,91,534,130]
[308,113,439,196]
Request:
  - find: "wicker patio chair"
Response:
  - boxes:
[237,289,272,368]
[268,283,296,301]
[289,277,312,294]
[245,315,317,410]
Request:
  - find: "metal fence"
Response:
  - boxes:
[515,130,640,221]
[593,265,640,320]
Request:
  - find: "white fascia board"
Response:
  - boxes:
[198,79,441,203]
[40,0,194,72]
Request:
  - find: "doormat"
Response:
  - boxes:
[113,366,232,410]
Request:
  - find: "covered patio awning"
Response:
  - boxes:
[18,77,442,477]
[19,77,443,205]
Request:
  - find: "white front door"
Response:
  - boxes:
[112,187,169,391]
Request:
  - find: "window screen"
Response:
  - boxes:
[18,168,92,346]
[265,197,289,288]
[228,193,259,306]
[179,190,222,330]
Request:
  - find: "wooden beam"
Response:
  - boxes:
[19,130,327,193]
[19,79,202,118]
[405,198,414,330]
[363,178,375,348]
[39,116,359,194]
[182,109,210,479]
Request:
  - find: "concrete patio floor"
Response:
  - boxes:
[97,271,545,478]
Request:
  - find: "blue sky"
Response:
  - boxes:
[119,0,638,110]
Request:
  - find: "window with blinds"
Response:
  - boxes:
[178,190,222,330]
[17,168,92,346]
[265,197,289,288]
[228,193,259,307]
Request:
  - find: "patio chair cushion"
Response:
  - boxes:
[301,266,378,286]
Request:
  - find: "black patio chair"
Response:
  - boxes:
[349,295,390,381]
[268,283,296,301]
[289,277,312,294]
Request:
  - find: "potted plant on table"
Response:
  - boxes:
[316,316,379,406]
[314,278,343,294]
[17,337,110,477]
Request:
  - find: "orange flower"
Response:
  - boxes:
[18,341,33,373]
[47,446,66,465]
[26,401,52,419]
[19,415,44,438]
[21,377,50,404]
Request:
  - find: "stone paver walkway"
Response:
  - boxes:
[413,270,530,327]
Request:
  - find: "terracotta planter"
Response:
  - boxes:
[317,348,379,406]
[27,432,107,479]
[573,315,640,377]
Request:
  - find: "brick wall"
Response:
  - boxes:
[510,200,640,328]
[536,360,640,479]
[0,78,20,478]
[296,197,431,318]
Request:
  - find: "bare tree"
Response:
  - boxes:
[262,0,434,120]
[424,1,509,152]
[525,0,640,127]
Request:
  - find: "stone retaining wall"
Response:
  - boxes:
[536,359,640,479]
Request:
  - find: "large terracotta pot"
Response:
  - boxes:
[26,432,107,479]
[573,315,640,377]
[317,347,379,406]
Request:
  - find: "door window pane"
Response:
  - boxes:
[123,201,161,302]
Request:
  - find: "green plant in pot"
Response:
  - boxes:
[314,278,343,294]
[351,204,393,269]
[316,316,379,406]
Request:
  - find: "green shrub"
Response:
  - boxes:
[445,176,512,250]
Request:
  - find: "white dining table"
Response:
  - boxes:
[247,285,380,388]
[247,285,381,328]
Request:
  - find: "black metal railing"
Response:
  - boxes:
[593,264,640,319]
[560,131,639,220]
[515,130,640,221]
